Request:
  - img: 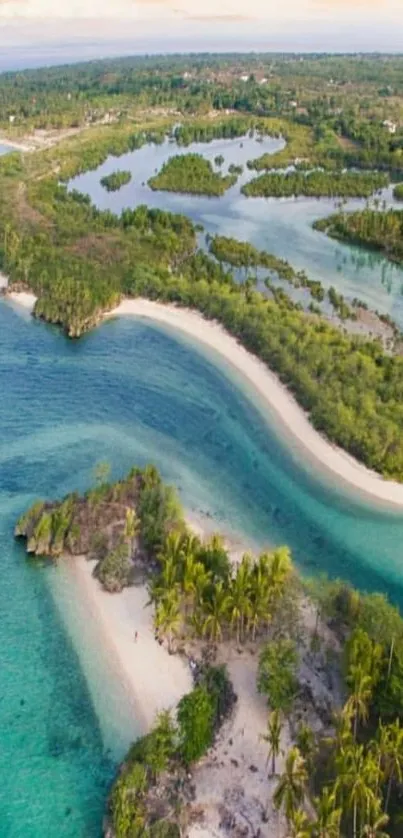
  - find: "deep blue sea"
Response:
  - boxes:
[2,300,403,835]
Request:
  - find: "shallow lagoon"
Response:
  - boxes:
[69,133,403,326]
[3,131,403,836]
[2,300,403,834]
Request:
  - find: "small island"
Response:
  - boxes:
[100,170,132,192]
[15,463,403,838]
[148,153,237,196]
[242,170,388,199]
[314,208,403,264]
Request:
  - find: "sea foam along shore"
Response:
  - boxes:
[7,290,403,508]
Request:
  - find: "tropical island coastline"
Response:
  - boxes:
[15,465,403,838]
[8,289,403,509]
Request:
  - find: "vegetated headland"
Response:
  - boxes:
[15,464,403,838]
[314,206,403,265]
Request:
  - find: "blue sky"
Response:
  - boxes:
[0,0,402,57]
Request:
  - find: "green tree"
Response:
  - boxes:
[177,686,215,765]
[346,666,373,739]
[202,581,230,644]
[155,592,182,653]
[257,638,298,712]
[378,719,403,813]
[274,747,307,822]
[312,787,341,838]
[361,798,389,838]
[124,507,138,557]
[261,709,283,775]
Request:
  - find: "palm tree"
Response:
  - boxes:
[261,709,283,775]
[312,787,341,838]
[335,742,376,838]
[332,705,354,753]
[361,798,389,838]
[274,747,307,822]
[160,530,185,566]
[287,808,312,838]
[124,507,138,557]
[154,592,182,653]
[181,553,211,621]
[249,553,272,639]
[296,722,316,770]
[268,546,292,594]
[345,666,373,739]
[379,719,403,813]
[228,555,252,644]
[202,582,230,644]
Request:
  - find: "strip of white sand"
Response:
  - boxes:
[7,290,37,310]
[7,290,403,508]
[68,557,192,735]
[108,299,403,509]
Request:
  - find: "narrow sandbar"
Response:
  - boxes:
[110,299,403,509]
[7,290,403,508]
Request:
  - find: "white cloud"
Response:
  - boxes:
[0,0,398,21]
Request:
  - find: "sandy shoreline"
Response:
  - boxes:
[72,556,192,732]
[108,298,403,509]
[6,289,403,509]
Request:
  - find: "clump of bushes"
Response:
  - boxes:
[109,665,236,837]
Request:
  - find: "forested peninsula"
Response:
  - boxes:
[314,208,403,264]
[242,170,388,199]
[1,118,403,481]
[15,465,403,838]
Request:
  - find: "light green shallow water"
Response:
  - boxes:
[2,295,403,834]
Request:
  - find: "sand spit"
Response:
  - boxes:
[70,556,193,735]
[6,290,403,508]
[109,299,403,510]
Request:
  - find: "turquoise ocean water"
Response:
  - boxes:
[1,300,403,835]
[2,132,403,836]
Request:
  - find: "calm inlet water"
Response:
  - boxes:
[69,134,403,327]
[2,301,403,835]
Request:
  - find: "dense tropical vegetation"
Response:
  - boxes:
[242,170,388,199]
[108,663,236,838]
[315,208,403,264]
[16,464,403,837]
[15,464,184,591]
[148,153,237,195]
[100,169,132,192]
[1,113,403,476]
[393,184,403,201]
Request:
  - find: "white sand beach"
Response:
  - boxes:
[6,290,403,507]
[7,290,37,310]
[70,556,193,734]
[109,298,403,509]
